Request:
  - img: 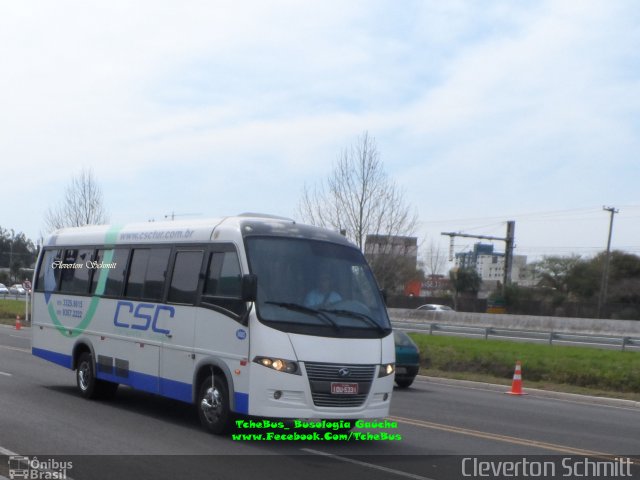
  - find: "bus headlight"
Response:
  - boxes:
[253,356,301,375]
[378,363,395,377]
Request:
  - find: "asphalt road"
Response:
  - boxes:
[1,325,638,480]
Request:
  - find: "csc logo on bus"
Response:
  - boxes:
[114,301,174,335]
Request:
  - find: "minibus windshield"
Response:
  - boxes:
[245,236,391,338]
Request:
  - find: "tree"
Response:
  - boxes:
[449,267,481,310]
[367,250,425,294]
[422,239,447,277]
[532,255,582,294]
[595,251,640,304]
[298,131,418,250]
[0,228,37,284]
[565,260,600,300]
[297,132,419,291]
[520,252,640,317]
[43,168,109,232]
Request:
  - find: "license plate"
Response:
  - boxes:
[395,367,407,374]
[331,382,358,394]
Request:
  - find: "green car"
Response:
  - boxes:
[393,330,420,388]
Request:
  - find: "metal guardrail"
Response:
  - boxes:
[0,293,28,301]
[392,320,640,351]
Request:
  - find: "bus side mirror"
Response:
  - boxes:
[241,274,258,302]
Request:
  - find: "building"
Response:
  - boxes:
[364,234,418,261]
[455,243,534,293]
[404,274,451,297]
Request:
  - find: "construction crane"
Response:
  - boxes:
[441,221,516,293]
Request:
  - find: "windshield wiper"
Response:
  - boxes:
[265,301,341,332]
[319,308,388,334]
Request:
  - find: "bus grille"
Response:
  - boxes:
[304,362,376,408]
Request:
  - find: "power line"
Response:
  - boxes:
[420,205,640,226]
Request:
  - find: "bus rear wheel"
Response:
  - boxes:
[197,374,231,435]
[77,352,99,399]
[76,352,118,400]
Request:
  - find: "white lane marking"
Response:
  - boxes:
[301,448,435,480]
[0,345,30,353]
[0,446,19,455]
[0,371,12,377]
[415,377,640,412]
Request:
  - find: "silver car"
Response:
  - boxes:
[9,284,26,295]
[417,304,454,312]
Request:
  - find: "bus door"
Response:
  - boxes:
[158,248,203,402]
[195,247,251,410]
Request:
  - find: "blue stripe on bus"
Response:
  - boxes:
[159,377,193,403]
[32,347,248,412]
[96,369,163,397]
[234,392,249,415]
[32,347,73,369]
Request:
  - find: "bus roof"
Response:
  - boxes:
[43,215,355,248]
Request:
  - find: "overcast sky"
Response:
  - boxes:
[1,1,638,268]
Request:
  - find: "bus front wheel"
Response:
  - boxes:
[197,374,231,435]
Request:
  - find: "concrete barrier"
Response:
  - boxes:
[389,308,640,337]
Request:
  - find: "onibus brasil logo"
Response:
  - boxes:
[8,456,73,480]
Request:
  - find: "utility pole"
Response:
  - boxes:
[597,206,619,318]
[442,221,516,296]
[8,230,14,283]
[503,221,516,286]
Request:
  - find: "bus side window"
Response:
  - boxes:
[125,249,149,299]
[59,249,94,294]
[125,248,171,301]
[202,250,246,317]
[99,248,130,297]
[168,250,204,305]
[36,249,63,293]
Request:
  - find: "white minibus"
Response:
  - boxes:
[31,214,395,433]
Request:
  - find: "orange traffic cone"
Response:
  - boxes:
[15,315,22,331]
[505,360,527,395]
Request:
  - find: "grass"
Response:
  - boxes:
[409,333,640,400]
[0,299,28,324]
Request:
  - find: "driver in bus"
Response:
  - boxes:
[304,271,342,308]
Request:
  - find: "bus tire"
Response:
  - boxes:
[76,352,118,400]
[197,374,231,435]
[98,381,119,399]
[76,352,100,399]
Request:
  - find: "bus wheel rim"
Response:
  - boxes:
[201,386,222,424]
[79,362,91,390]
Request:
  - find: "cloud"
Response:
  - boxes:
[0,1,638,257]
